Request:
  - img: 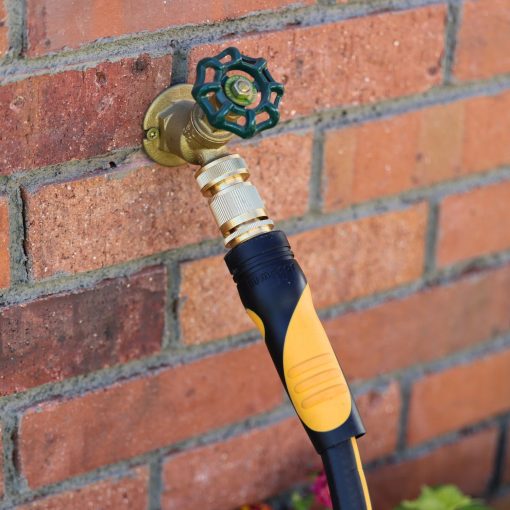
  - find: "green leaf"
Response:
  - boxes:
[290,491,314,510]
[394,485,491,510]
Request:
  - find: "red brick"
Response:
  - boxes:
[160,381,398,510]
[25,131,312,279]
[368,428,497,510]
[437,180,510,267]
[23,153,214,278]
[0,1,7,56]
[0,196,9,288]
[26,0,314,56]
[231,131,313,221]
[0,266,166,396]
[179,204,427,344]
[325,90,510,210]
[179,255,252,345]
[161,419,318,510]
[492,493,510,510]
[504,424,510,483]
[16,468,149,510]
[0,55,171,175]
[0,424,3,498]
[324,103,464,209]
[454,0,510,81]
[325,264,510,381]
[408,349,510,445]
[19,342,282,488]
[189,6,446,120]
[293,204,427,309]
[463,91,510,174]
[356,381,401,462]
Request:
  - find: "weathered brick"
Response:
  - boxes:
[325,264,510,381]
[19,343,282,488]
[0,196,9,288]
[506,424,510,483]
[189,6,446,119]
[293,204,427,309]
[491,493,510,510]
[25,131,312,279]
[179,255,252,345]
[437,180,510,267]
[26,0,314,56]
[368,428,498,510]
[179,204,427,344]
[325,90,510,210]
[17,468,149,510]
[0,55,171,175]
[231,131,313,221]
[454,0,510,81]
[324,103,464,209]
[0,1,7,56]
[0,424,3,498]
[161,419,318,510]
[0,266,166,396]
[160,381,398,509]
[408,349,510,445]
[356,381,401,462]
[463,91,510,174]
[24,153,214,278]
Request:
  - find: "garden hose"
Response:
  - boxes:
[143,47,372,510]
[224,230,371,510]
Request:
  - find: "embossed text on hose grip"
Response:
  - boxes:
[225,231,365,453]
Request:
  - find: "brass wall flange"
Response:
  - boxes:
[142,84,192,167]
[142,84,234,167]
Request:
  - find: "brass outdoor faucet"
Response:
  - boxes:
[142,47,283,248]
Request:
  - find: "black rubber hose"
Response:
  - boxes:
[321,439,371,510]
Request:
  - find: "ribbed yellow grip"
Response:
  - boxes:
[283,285,352,432]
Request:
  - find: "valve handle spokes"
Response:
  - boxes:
[192,47,284,139]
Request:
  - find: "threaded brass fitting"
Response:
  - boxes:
[194,155,274,248]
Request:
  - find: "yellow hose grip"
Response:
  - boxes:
[246,285,352,432]
[283,285,352,432]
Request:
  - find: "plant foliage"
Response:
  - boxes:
[395,486,492,510]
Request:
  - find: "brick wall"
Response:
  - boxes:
[0,0,509,509]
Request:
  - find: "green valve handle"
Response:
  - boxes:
[191,47,284,139]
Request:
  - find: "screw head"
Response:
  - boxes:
[146,127,159,140]
[225,75,256,106]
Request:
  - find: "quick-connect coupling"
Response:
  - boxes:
[194,154,274,248]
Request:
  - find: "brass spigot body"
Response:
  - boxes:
[143,84,273,248]
[143,49,283,248]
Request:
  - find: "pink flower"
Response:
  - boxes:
[312,472,332,509]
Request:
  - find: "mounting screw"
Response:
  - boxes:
[225,75,257,106]
[146,127,159,140]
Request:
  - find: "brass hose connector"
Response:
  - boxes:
[194,154,274,248]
